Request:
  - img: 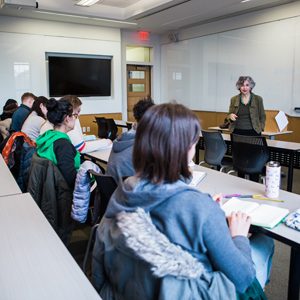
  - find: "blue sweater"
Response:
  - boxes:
[93,177,255,295]
[11,104,31,132]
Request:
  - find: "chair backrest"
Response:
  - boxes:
[231,134,269,175]
[106,118,118,141]
[202,130,227,166]
[95,117,108,138]
[93,174,117,222]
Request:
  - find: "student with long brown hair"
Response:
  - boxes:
[92,103,273,299]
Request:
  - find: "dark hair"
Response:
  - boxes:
[31,96,48,119]
[60,95,82,109]
[3,99,17,110]
[133,97,155,122]
[21,92,36,102]
[133,103,200,184]
[236,76,256,90]
[0,99,18,120]
[46,98,73,126]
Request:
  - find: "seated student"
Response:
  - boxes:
[36,98,80,189]
[0,99,18,120]
[92,103,274,299]
[21,96,48,141]
[11,92,36,132]
[40,95,112,153]
[106,97,154,182]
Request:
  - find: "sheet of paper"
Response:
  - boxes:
[221,198,259,217]
[275,111,289,132]
[189,171,206,187]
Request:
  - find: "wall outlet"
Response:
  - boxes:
[82,127,86,133]
[87,126,90,132]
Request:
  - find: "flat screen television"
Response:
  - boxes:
[48,55,112,97]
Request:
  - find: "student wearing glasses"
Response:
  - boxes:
[36,98,80,189]
[40,95,112,153]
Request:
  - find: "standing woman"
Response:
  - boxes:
[92,103,273,299]
[36,98,80,189]
[228,76,266,136]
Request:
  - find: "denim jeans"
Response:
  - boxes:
[250,234,275,288]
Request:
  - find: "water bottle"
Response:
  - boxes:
[265,161,281,198]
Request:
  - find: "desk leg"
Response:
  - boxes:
[195,144,200,164]
[288,247,300,300]
[287,152,294,192]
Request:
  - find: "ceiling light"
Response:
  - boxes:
[76,0,101,7]
[34,10,138,25]
[241,0,251,3]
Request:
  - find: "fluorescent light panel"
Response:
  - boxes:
[76,0,100,7]
[34,10,138,25]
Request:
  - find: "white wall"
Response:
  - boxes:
[0,16,122,114]
[160,1,300,116]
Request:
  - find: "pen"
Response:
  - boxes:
[224,194,252,198]
[252,195,284,203]
[223,194,284,202]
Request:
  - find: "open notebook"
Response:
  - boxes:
[189,171,206,187]
[222,198,289,229]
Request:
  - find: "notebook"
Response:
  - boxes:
[222,198,289,229]
[189,171,206,187]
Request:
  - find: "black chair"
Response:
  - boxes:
[106,118,118,141]
[230,134,269,181]
[82,174,117,273]
[199,130,232,172]
[126,122,133,130]
[95,117,108,138]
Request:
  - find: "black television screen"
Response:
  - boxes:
[48,55,111,97]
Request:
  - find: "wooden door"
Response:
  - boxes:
[127,65,151,121]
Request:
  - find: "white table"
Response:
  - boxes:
[83,146,112,164]
[114,120,133,129]
[0,193,101,300]
[0,154,21,196]
[208,126,293,140]
[194,165,300,300]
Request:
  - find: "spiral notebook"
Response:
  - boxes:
[222,198,289,229]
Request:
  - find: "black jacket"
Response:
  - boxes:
[27,153,74,245]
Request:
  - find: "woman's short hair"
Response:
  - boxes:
[236,76,256,90]
[133,103,200,184]
[133,97,155,122]
[46,98,73,126]
[31,96,48,119]
[60,95,82,109]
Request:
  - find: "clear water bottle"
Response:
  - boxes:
[265,161,281,198]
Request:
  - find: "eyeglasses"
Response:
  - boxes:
[72,113,79,119]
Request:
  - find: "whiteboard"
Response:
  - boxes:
[161,16,300,116]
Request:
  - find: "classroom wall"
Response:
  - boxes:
[0,16,122,115]
[160,1,300,118]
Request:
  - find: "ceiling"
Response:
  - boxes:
[0,0,297,33]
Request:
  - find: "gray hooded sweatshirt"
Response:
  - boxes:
[106,130,136,183]
[92,176,256,298]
